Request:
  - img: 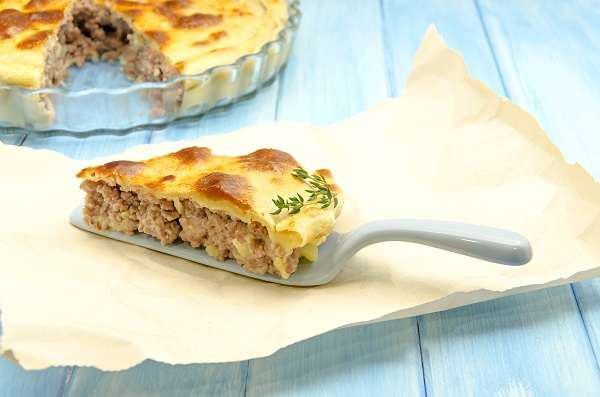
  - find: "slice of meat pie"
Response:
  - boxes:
[77,146,343,279]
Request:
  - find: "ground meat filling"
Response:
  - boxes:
[45,0,177,86]
[82,180,140,233]
[81,180,301,277]
[122,42,179,82]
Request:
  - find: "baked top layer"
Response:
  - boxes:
[0,0,71,87]
[101,0,288,76]
[0,0,288,88]
[77,146,343,258]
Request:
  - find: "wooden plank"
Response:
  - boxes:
[246,319,425,397]
[476,0,600,176]
[419,287,600,396]
[0,132,25,146]
[1,310,69,397]
[573,281,600,363]
[383,0,600,395]
[65,360,246,397]
[274,0,388,124]
[381,0,505,96]
[20,131,152,159]
[0,359,70,397]
[477,0,600,367]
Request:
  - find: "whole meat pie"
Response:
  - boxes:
[0,0,289,88]
[77,147,344,279]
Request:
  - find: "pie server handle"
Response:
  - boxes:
[334,219,532,266]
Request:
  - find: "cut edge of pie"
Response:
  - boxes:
[43,0,178,89]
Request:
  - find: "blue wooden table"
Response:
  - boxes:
[2,1,600,395]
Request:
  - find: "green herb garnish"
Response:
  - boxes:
[271,167,339,215]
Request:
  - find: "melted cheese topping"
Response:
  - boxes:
[101,0,289,77]
[0,0,288,88]
[0,1,71,87]
[77,146,344,260]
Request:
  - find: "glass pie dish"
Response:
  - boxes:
[0,0,299,134]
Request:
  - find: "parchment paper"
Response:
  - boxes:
[2,27,600,371]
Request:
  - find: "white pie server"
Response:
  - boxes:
[70,205,532,287]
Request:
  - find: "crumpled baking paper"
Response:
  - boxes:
[2,26,600,370]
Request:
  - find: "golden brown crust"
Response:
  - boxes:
[0,1,70,87]
[172,12,222,29]
[144,29,169,47]
[314,168,333,179]
[161,0,189,9]
[314,169,342,193]
[171,146,212,165]
[16,28,51,49]
[77,159,145,178]
[120,7,142,17]
[98,0,288,77]
[193,30,226,46]
[101,160,145,176]
[29,9,64,22]
[195,172,252,210]
[24,0,55,9]
[143,174,177,190]
[0,7,63,40]
[238,148,299,173]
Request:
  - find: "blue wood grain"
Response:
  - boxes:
[476,0,600,373]
[65,360,246,397]
[20,130,151,159]
[274,0,388,124]
[0,132,25,146]
[0,359,70,397]
[419,288,600,397]
[573,281,600,364]
[381,0,505,95]
[0,313,69,397]
[246,319,425,397]
[382,0,600,395]
[476,0,600,176]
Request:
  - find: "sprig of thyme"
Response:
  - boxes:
[271,167,339,215]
